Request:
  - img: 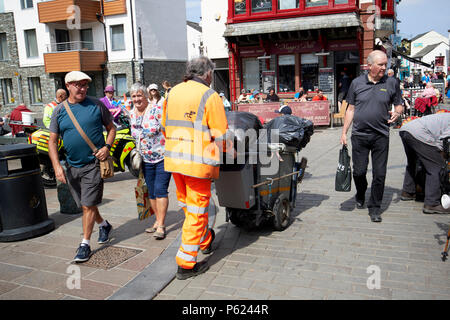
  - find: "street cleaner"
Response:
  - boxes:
[162,56,235,280]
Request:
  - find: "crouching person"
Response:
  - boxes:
[399,113,450,214]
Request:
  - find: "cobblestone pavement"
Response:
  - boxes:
[0,116,449,300]
[156,126,450,300]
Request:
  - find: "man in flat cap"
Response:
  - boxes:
[48,71,116,263]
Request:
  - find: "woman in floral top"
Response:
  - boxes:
[129,83,171,239]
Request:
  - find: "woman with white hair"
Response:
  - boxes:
[129,83,171,239]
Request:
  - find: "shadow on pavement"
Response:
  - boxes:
[338,185,402,214]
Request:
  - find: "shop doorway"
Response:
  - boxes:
[214,69,230,100]
[335,62,359,112]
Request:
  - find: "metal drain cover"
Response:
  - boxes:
[79,246,142,270]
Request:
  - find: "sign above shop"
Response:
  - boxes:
[271,41,322,54]
[327,40,359,51]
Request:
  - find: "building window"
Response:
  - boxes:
[24,29,39,58]
[111,25,125,51]
[278,0,299,10]
[80,29,94,50]
[1,78,13,105]
[28,77,42,104]
[114,74,127,97]
[306,0,328,7]
[234,0,246,14]
[252,0,271,13]
[243,58,260,92]
[381,0,388,10]
[278,55,295,92]
[0,33,9,60]
[20,0,33,9]
[335,0,348,4]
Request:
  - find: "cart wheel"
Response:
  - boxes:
[272,194,291,231]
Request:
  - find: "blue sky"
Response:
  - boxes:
[397,0,449,39]
[186,0,201,22]
[186,0,449,39]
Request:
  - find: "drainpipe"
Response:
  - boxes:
[97,0,108,89]
[138,27,144,83]
[130,0,136,83]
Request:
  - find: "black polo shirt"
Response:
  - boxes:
[346,74,402,137]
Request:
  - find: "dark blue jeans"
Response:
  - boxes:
[143,160,171,199]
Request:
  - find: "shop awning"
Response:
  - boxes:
[392,49,432,68]
[223,12,362,38]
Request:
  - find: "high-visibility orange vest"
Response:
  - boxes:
[162,79,228,179]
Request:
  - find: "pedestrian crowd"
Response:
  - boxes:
[1,53,448,282]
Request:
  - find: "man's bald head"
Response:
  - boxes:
[367,50,388,82]
[56,89,68,103]
[367,50,387,65]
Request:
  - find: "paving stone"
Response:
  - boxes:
[0,263,34,281]
[0,286,64,300]
[0,280,20,296]
[212,275,254,290]
[205,285,236,296]
[287,286,328,299]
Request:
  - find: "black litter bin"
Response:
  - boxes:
[0,144,54,241]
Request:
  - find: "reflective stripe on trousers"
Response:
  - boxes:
[173,172,213,269]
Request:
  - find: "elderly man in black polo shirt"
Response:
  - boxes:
[340,50,403,223]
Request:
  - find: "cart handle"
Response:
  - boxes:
[252,170,301,188]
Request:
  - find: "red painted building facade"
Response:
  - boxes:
[224,0,398,106]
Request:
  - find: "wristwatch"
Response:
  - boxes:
[105,144,112,150]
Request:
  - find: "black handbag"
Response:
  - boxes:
[335,145,352,192]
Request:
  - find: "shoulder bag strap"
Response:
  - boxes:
[63,100,98,153]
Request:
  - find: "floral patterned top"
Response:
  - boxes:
[130,104,165,164]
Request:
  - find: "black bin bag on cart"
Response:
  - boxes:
[263,115,314,151]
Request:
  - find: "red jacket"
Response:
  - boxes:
[10,104,32,136]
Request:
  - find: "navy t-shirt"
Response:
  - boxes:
[49,97,113,167]
[346,74,402,137]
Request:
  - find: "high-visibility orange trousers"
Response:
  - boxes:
[173,173,213,269]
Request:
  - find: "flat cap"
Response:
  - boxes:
[65,71,92,84]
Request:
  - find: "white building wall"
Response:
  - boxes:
[201,0,228,60]
[187,24,202,60]
[103,0,135,62]
[134,0,187,61]
[411,31,448,57]
[6,0,50,67]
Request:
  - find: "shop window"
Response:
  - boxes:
[278,0,299,10]
[305,0,328,7]
[1,78,13,105]
[28,77,42,105]
[381,0,387,11]
[301,54,318,92]
[243,58,260,92]
[234,0,246,15]
[251,0,272,13]
[114,74,127,97]
[334,0,348,4]
[278,55,295,92]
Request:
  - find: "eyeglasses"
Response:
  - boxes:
[70,82,89,89]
